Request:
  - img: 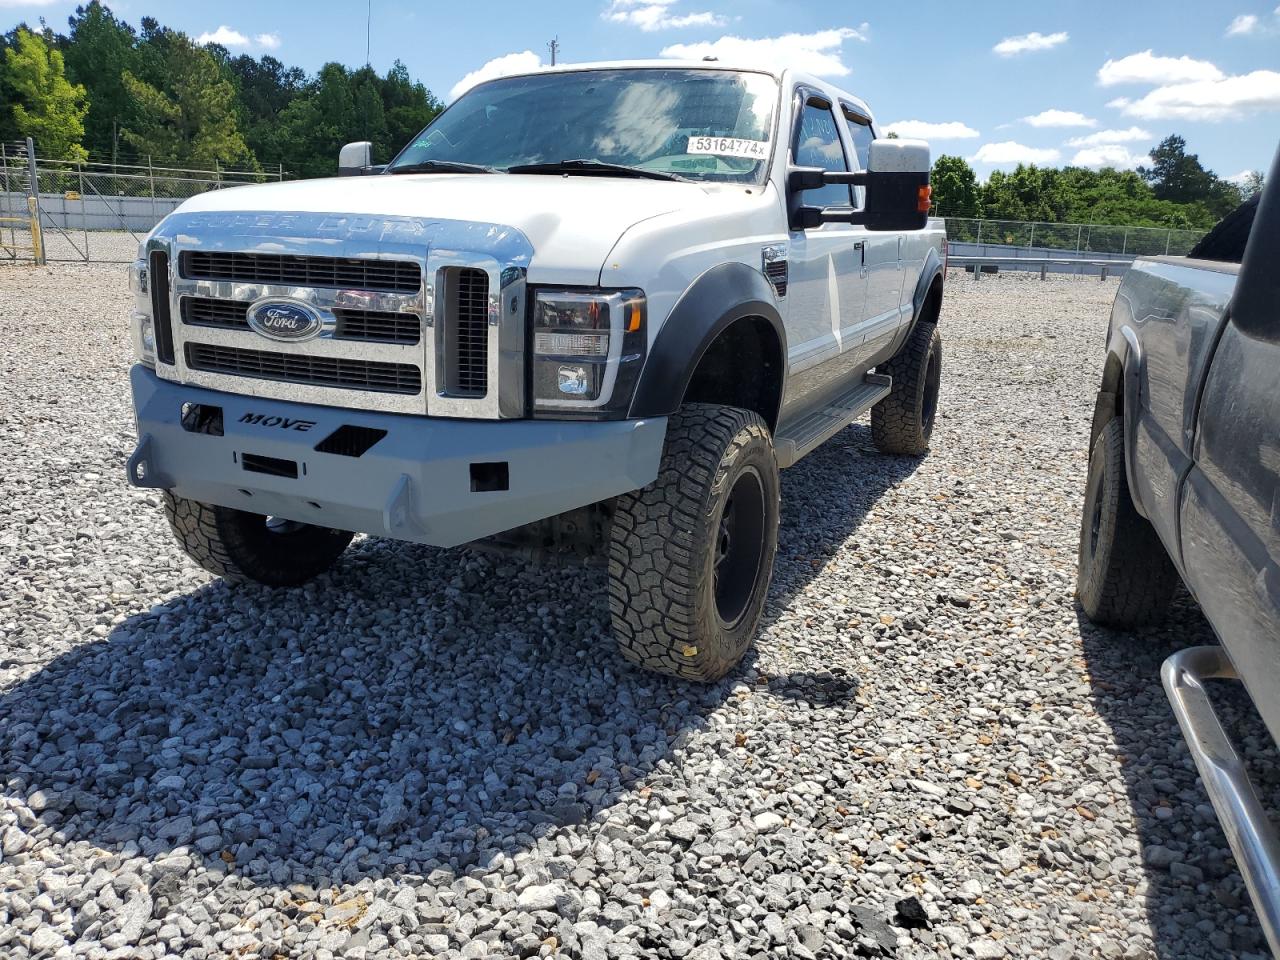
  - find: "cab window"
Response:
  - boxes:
[793,101,853,208]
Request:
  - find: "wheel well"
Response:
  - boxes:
[919,275,943,324]
[682,316,784,431]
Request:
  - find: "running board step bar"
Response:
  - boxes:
[774,373,891,468]
[1162,645,1280,959]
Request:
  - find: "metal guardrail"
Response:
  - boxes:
[948,254,1131,281]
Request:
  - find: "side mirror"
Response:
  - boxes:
[789,138,932,232]
[339,141,373,177]
[1232,144,1278,340]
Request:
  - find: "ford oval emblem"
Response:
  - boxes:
[247,300,323,342]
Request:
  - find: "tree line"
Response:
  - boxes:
[0,2,443,177]
[929,136,1259,231]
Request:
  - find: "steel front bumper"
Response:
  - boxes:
[126,365,666,548]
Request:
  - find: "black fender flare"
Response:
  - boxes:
[627,261,787,423]
[910,246,945,320]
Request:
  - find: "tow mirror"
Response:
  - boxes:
[789,138,931,232]
[339,141,373,177]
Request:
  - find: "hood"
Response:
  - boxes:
[175,173,719,286]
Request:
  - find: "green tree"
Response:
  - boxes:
[1237,170,1265,201]
[121,33,256,169]
[4,27,89,160]
[382,60,442,156]
[930,155,979,218]
[63,2,138,161]
[1140,134,1240,218]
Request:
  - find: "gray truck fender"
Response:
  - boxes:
[627,262,787,423]
[1115,325,1148,516]
[911,246,944,320]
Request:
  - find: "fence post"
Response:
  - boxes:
[1121,228,1128,255]
[1028,222,1035,248]
[78,163,88,262]
[976,220,982,245]
[148,156,158,227]
[1076,225,1082,253]
[1165,230,1172,255]
[24,137,44,265]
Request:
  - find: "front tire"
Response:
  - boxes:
[1076,419,1179,626]
[163,493,354,587]
[608,404,780,682]
[871,320,942,455]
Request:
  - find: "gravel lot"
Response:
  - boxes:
[0,264,1271,959]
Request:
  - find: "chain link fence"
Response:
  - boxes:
[1,140,284,264]
[944,217,1205,257]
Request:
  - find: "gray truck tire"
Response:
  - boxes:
[608,403,780,682]
[1076,419,1179,626]
[871,320,942,455]
[163,492,354,587]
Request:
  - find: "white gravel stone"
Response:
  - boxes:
[0,265,1263,959]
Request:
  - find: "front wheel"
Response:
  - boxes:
[607,404,780,682]
[163,493,354,587]
[1076,419,1179,626]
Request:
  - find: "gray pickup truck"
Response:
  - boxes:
[1077,148,1280,952]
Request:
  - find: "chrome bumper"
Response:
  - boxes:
[1162,645,1280,957]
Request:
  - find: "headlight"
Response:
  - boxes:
[531,288,645,418]
[127,260,155,366]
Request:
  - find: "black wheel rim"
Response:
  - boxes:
[713,467,767,628]
[922,346,941,438]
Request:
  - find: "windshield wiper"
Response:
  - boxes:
[506,159,689,182]
[388,160,498,175]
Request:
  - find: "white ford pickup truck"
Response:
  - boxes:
[125,60,946,681]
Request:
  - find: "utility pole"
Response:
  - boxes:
[366,0,372,68]
[547,36,559,66]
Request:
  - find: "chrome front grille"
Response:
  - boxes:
[444,268,490,396]
[148,211,529,418]
[181,296,421,345]
[179,251,421,293]
[185,343,422,395]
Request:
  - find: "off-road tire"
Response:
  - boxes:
[1076,419,1179,626]
[608,403,780,682]
[162,492,354,587]
[871,320,942,455]
[1187,194,1259,264]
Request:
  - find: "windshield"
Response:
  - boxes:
[387,69,779,184]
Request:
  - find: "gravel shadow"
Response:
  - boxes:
[1077,593,1276,958]
[0,422,906,892]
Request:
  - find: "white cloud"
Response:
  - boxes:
[660,26,869,76]
[1115,69,1280,120]
[993,31,1068,56]
[1227,168,1258,184]
[195,25,280,50]
[196,26,250,47]
[449,51,544,101]
[1070,145,1150,169]
[1065,126,1153,147]
[970,141,1061,165]
[1226,13,1260,35]
[1097,50,1224,86]
[604,0,725,31]
[884,120,979,140]
[1021,109,1097,128]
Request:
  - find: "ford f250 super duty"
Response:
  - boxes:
[1077,146,1279,952]
[125,61,946,681]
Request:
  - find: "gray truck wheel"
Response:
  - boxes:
[608,403,780,682]
[163,492,354,587]
[1076,419,1179,626]
[871,320,942,455]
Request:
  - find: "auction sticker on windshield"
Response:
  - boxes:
[686,137,770,160]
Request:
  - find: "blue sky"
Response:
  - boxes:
[5,0,1278,181]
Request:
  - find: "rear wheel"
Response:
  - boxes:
[1076,419,1179,626]
[163,492,354,587]
[608,404,780,682]
[871,320,942,455]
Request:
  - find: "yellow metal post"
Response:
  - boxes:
[26,196,43,265]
